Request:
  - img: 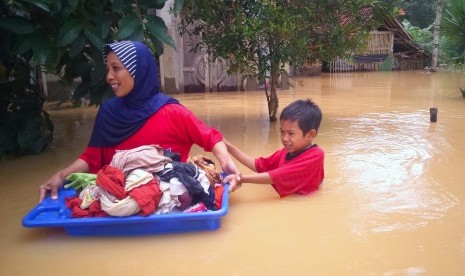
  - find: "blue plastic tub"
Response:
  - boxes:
[22,185,229,236]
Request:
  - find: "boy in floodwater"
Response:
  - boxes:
[223,99,324,197]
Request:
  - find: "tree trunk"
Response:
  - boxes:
[431,0,443,72]
[268,72,279,122]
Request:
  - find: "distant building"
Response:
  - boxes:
[328,16,429,72]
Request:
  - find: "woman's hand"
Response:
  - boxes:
[38,159,90,203]
[38,171,65,202]
[212,141,241,180]
[219,155,240,176]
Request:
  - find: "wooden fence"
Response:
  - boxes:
[330,31,394,72]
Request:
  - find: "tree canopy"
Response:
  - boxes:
[0,0,179,104]
[179,0,389,121]
[400,0,436,28]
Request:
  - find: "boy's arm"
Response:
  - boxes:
[241,172,272,184]
[224,171,273,193]
[224,139,257,172]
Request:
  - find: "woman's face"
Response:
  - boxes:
[105,51,134,97]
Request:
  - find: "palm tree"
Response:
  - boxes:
[441,0,465,65]
[431,0,444,72]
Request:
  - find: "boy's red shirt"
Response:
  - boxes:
[255,145,325,197]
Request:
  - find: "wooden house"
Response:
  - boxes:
[329,16,429,72]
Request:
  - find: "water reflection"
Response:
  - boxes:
[332,110,457,234]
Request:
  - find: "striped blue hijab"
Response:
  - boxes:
[88,41,179,147]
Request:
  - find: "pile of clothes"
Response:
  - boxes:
[65,145,225,218]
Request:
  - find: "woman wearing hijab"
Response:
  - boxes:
[39,40,239,202]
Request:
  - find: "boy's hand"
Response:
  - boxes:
[223,174,242,193]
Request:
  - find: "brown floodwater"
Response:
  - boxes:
[1,71,465,275]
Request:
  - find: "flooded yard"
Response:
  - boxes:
[1,70,464,275]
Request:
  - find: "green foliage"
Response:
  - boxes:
[439,35,464,66]
[0,0,176,105]
[404,14,464,67]
[0,58,53,158]
[400,0,436,29]
[402,19,434,53]
[178,0,388,120]
[0,0,182,157]
[181,0,386,78]
[442,0,465,65]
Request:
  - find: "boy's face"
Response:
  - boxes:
[280,119,315,154]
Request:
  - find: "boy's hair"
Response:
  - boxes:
[280,99,322,134]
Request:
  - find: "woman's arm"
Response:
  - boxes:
[38,159,89,202]
[212,141,240,176]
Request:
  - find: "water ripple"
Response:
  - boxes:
[331,111,458,234]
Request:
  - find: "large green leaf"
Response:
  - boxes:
[69,34,86,57]
[84,29,105,50]
[57,19,83,46]
[128,25,145,41]
[48,1,63,15]
[114,13,141,40]
[14,35,34,54]
[138,0,166,9]
[20,0,52,12]
[149,36,165,55]
[153,0,167,9]
[66,0,79,8]
[94,15,110,38]
[111,0,124,13]
[44,47,65,71]
[144,15,175,49]
[173,0,184,16]
[0,17,35,34]
[32,37,52,64]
